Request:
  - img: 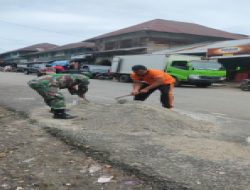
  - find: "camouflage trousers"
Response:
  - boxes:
[28,79,66,110]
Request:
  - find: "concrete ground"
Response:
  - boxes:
[0,72,250,190]
[0,107,154,190]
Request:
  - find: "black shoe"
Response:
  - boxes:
[50,108,69,113]
[53,109,77,119]
[53,113,77,119]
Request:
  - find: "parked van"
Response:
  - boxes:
[165,55,226,87]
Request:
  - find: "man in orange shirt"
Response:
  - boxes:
[130,65,175,109]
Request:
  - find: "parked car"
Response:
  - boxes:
[62,69,92,78]
[23,63,47,75]
[81,65,111,79]
[62,65,111,79]
[37,65,56,76]
[3,65,13,72]
[16,64,28,72]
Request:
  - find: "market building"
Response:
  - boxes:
[0,43,57,66]
[1,19,248,70]
[0,42,96,67]
[85,19,247,63]
[22,41,96,65]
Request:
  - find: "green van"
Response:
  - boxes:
[165,55,226,87]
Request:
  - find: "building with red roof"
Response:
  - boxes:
[86,19,247,55]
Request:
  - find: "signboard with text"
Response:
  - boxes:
[207,44,250,57]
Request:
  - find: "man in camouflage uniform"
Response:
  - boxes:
[28,73,89,119]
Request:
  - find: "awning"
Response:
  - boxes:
[71,54,92,59]
[210,54,250,59]
[94,47,147,56]
[50,60,69,67]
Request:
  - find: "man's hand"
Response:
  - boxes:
[77,93,90,103]
[140,88,149,94]
[78,93,85,99]
[68,86,77,95]
[131,90,140,96]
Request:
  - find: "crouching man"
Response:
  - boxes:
[28,73,89,119]
[130,65,175,109]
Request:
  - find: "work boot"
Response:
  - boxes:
[50,108,69,113]
[53,109,76,119]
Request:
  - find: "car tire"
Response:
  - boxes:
[37,72,43,77]
[119,75,131,83]
[173,77,181,87]
[240,80,250,91]
[196,83,211,88]
[24,70,29,75]
[240,84,249,91]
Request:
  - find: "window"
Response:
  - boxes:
[105,42,115,50]
[120,39,132,48]
[81,66,90,72]
[172,61,188,70]
[191,61,224,71]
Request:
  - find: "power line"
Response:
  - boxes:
[0,19,84,38]
[0,36,27,43]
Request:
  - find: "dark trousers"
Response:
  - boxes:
[134,83,174,108]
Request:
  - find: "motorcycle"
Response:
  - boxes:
[94,72,113,80]
[240,79,250,91]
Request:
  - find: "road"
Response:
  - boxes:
[0,72,249,143]
[1,72,250,189]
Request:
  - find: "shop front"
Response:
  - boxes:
[208,44,250,81]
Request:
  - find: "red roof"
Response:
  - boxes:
[1,42,95,56]
[23,41,96,55]
[0,43,58,55]
[19,43,58,51]
[49,41,95,51]
[86,19,247,41]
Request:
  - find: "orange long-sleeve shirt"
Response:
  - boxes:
[130,69,175,85]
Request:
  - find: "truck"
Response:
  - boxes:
[111,54,166,82]
[111,54,226,87]
[165,54,226,87]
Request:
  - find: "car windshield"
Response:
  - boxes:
[191,61,224,70]
[32,64,46,68]
[17,65,27,68]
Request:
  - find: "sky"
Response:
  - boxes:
[0,0,249,53]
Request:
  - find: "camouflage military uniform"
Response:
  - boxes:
[28,74,89,110]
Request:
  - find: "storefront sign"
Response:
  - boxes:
[71,54,92,59]
[207,44,250,57]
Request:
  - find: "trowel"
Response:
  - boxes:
[115,94,133,104]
